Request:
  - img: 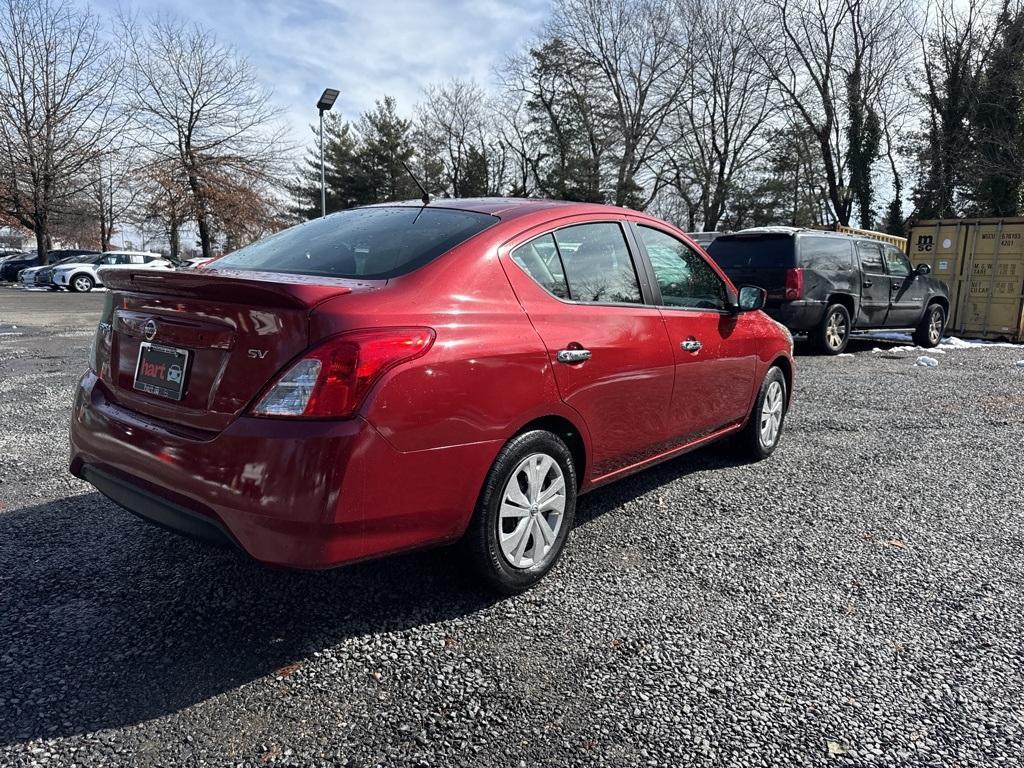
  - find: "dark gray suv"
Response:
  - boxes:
[707,227,950,354]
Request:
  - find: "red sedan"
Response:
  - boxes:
[70,199,793,593]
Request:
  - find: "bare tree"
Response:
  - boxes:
[134,160,190,259]
[755,0,915,226]
[549,0,685,208]
[89,142,141,251]
[415,79,496,197]
[122,14,287,258]
[0,0,122,261]
[660,0,777,230]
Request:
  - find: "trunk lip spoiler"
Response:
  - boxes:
[99,267,385,310]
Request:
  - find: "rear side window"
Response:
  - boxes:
[706,235,796,269]
[799,236,853,270]
[213,206,498,279]
[554,222,642,304]
[857,242,884,271]
[511,234,569,299]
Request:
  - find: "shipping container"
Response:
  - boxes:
[907,218,1024,343]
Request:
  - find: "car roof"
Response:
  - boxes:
[364,197,632,221]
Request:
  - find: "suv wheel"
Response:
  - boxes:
[465,430,577,595]
[913,303,945,348]
[70,274,94,293]
[813,304,851,354]
[739,366,788,460]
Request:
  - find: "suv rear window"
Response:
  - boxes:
[213,206,498,279]
[706,234,796,269]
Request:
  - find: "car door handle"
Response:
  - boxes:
[681,339,702,352]
[863,280,873,287]
[556,348,592,364]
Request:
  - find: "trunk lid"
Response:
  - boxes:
[97,268,383,432]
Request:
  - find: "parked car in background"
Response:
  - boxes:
[52,251,172,292]
[70,199,794,594]
[19,250,101,289]
[0,251,40,281]
[707,227,950,353]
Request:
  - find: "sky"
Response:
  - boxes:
[95,0,553,149]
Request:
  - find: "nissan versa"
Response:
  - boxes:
[70,199,794,593]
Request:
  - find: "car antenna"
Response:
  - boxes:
[401,160,430,206]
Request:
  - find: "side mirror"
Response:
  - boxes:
[915,263,931,276]
[736,285,767,312]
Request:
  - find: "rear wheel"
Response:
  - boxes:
[812,303,851,354]
[913,303,945,348]
[70,274,94,293]
[739,366,788,460]
[465,430,577,594]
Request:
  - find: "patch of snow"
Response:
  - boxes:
[1015,360,1024,369]
[916,356,939,367]
[937,336,1020,350]
[863,331,913,343]
[836,353,854,358]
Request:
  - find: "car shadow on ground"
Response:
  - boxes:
[0,443,740,745]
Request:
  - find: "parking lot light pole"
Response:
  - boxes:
[316,88,340,218]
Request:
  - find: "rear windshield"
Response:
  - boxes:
[706,234,796,269]
[212,206,498,280]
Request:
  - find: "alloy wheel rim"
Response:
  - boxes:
[929,310,942,344]
[760,381,784,448]
[74,277,90,291]
[497,452,566,570]
[825,311,847,349]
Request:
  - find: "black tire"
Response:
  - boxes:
[69,274,94,293]
[913,302,945,348]
[465,430,577,595]
[811,303,851,354]
[739,366,788,460]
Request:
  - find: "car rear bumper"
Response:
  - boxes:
[69,372,498,569]
[765,300,827,332]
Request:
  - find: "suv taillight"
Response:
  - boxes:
[784,268,803,301]
[251,327,435,419]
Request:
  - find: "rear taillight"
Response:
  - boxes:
[784,268,803,301]
[90,293,115,375]
[251,327,435,418]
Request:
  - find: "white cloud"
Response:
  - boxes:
[101,0,551,147]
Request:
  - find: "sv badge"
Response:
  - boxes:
[248,349,269,359]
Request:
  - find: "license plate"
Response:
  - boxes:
[134,342,190,400]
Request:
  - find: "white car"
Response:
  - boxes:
[51,251,173,292]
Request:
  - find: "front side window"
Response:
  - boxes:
[884,246,911,277]
[638,226,727,310]
[553,222,642,304]
[213,206,498,279]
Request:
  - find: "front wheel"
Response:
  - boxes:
[812,304,851,354]
[913,303,945,348]
[465,430,577,595]
[739,366,788,460]
[70,274,94,293]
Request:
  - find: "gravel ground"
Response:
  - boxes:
[1,288,1023,767]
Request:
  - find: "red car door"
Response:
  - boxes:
[501,219,675,479]
[631,223,757,442]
